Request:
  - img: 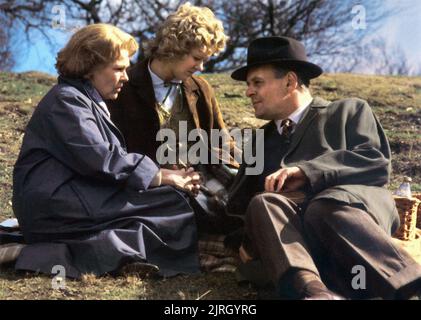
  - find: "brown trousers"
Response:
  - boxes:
[243,193,421,299]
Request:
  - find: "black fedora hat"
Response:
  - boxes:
[231,36,323,81]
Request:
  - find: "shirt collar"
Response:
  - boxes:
[275,102,311,127]
[148,61,182,87]
[275,101,311,133]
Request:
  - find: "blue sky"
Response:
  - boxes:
[376,0,421,69]
[11,0,421,76]
[12,27,69,75]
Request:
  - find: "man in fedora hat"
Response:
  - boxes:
[227,36,421,299]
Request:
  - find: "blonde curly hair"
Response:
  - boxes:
[144,2,227,60]
[56,23,138,78]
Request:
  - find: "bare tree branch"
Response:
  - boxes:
[2,0,416,75]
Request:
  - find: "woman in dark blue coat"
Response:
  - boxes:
[12,24,201,278]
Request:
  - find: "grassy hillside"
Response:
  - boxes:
[0,71,420,299]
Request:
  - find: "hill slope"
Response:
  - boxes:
[0,71,420,299]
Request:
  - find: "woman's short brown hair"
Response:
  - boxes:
[56,23,138,78]
[144,2,227,60]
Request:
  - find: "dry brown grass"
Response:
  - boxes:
[0,71,420,299]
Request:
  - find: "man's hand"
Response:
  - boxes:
[264,166,308,193]
[160,167,202,196]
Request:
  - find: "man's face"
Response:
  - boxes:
[89,49,130,100]
[170,48,210,81]
[246,65,295,120]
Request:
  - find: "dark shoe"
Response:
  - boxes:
[117,261,160,277]
[224,228,245,251]
[396,280,421,300]
[0,243,26,265]
[396,288,421,300]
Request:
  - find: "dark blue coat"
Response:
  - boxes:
[12,77,199,278]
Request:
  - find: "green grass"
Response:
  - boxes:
[412,184,421,192]
[0,71,420,299]
[0,72,55,103]
[0,72,55,221]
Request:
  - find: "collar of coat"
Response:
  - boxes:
[58,76,96,99]
[58,75,109,114]
[228,97,331,208]
[249,97,330,164]
[260,97,329,132]
[57,75,124,136]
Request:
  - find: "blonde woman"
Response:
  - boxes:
[12,24,201,278]
[109,3,240,234]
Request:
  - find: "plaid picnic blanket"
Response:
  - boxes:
[198,233,241,273]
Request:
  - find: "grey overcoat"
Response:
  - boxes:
[227,97,399,234]
[12,77,200,278]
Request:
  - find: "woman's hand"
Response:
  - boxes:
[264,166,308,193]
[160,167,202,196]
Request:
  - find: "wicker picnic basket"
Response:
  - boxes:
[393,195,420,241]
